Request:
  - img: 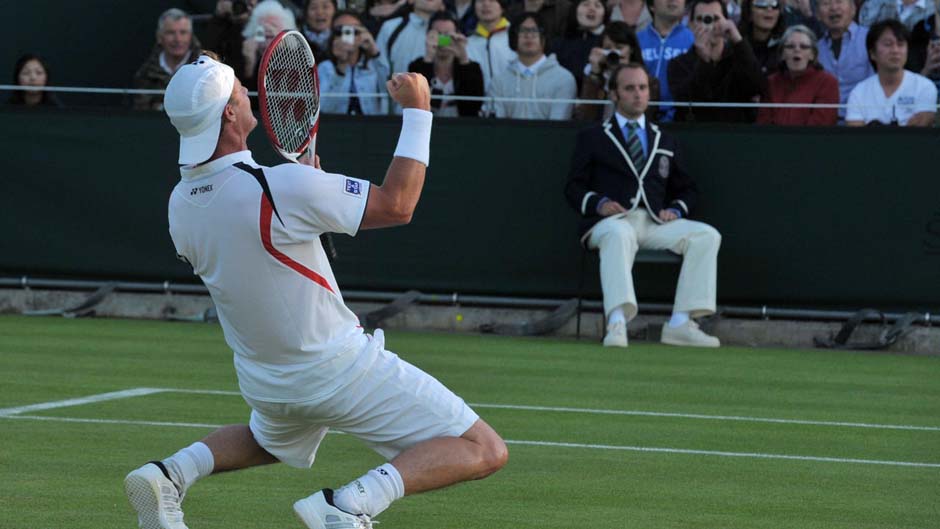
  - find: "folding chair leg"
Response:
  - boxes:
[576,249,588,339]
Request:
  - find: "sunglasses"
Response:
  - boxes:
[752,0,779,9]
[783,43,812,50]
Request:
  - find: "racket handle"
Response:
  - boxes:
[320,233,337,261]
[307,134,317,161]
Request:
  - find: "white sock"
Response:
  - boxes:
[668,311,690,328]
[162,442,214,494]
[607,306,626,327]
[332,463,405,518]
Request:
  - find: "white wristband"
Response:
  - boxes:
[394,108,433,166]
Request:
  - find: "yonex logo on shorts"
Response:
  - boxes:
[344,179,361,196]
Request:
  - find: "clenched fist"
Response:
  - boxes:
[387,73,431,111]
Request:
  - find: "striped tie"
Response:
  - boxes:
[624,122,645,170]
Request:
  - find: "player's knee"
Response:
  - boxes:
[478,435,508,477]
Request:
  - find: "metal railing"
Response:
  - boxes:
[2,84,932,111]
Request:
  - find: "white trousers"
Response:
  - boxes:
[586,209,721,321]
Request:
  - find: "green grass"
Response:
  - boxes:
[1,315,938,529]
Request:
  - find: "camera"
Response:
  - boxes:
[438,34,453,47]
[697,14,717,25]
[603,49,622,69]
[232,0,250,16]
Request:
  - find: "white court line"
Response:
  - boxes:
[163,388,940,433]
[0,388,164,416]
[4,414,221,429]
[3,414,938,469]
[4,387,939,432]
[506,440,940,469]
[470,403,940,433]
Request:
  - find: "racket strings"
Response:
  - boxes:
[263,34,319,153]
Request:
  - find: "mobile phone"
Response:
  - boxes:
[437,34,452,47]
[341,25,356,45]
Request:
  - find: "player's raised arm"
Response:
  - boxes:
[360,73,432,230]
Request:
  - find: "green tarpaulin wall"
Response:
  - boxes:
[2,107,939,311]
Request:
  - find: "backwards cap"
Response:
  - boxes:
[164,55,236,165]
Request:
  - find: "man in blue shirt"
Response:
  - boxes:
[638,0,695,120]
[816,0,874,118]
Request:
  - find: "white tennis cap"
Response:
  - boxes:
[164,55,236,165]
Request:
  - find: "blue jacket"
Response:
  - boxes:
[565,116,699,242]
[318,58,390,116]
[638,24,694,121]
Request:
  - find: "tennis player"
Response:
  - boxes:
[124,54,507,529]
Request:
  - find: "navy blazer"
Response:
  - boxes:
[564,117,699,243]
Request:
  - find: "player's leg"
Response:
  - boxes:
[295,419,507,528]
[202,423,281,471]
[587,214,641,346]
[125,424,278,529]
[389,417,507,493]
[642,218,721,346]
[293,335,507,527]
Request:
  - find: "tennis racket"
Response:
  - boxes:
[258,31,337,260]
[257,30,320,163]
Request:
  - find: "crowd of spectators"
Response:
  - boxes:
[8,0,940,125]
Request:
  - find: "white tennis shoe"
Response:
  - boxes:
[294,489,374,529]
[603,320,628,347]
[124,462,188,529]
[661,320,720,348]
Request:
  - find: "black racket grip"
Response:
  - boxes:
[320,233,338,261]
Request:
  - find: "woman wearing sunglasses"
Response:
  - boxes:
[757,24,839,125]
[738,0,786,75]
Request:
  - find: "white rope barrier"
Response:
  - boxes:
[0,84,934,110]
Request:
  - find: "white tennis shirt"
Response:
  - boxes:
[845,70,938,126]
[169,151,372,402]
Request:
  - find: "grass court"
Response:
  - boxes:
[1,315,938,528]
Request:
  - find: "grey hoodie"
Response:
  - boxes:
[491,54,577,120]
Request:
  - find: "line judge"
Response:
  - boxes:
[565,62,722,348]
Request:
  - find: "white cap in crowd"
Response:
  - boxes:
[164,55,236,165]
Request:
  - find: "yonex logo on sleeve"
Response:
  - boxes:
[344,179,362,196]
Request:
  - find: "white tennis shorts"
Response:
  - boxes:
[244,330,480,468]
